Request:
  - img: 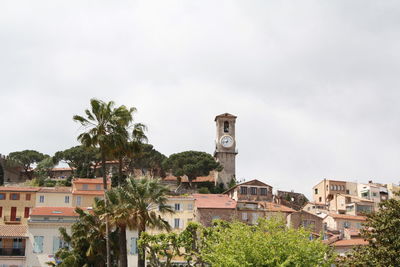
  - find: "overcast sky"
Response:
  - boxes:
[1,1,400,198]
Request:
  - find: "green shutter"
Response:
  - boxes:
[53,236,60,254]
[130,237,137,255]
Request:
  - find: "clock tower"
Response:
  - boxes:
[214,113,237,188]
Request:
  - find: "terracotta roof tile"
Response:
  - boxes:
[73,178,110,184]
[0,186,39,192]
[51,167,74,171]
[72,190,104,195]
[0,225,27,238]
[193,194,236,209]
[328,213,367,221]
[332,238,368,247]
[38,187,72,193]
[260,202,295,213]
[30,207,79,217]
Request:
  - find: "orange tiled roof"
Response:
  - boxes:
[332,238,368,247]
[38,187,72,193]
[260,202,295,213]
[72,190,105,195]
[51,167,74,171]
[73,178,110,184]
[0,186,39,192]
[328,213,367,221]
[31,207,79,217]
[193,194,236,209]
[0,225,27,238]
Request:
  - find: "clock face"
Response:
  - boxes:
[220,135,234,148]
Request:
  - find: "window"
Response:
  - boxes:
[83,184,88,190]
[223,121,229,133]
[13,238,22,249]
[343,221,350,228]
[65,196,70,203]
[187,218,193,223]
[39,195,45,203]
[319,197,322,202]
[26,194,31,201]
[130,237,138,255]
[53,236,69,253]
[10,193,20,200]
[302,220,316,228]
[212,216,220,220]
[242,212,248,221]
[250,187,257,195]
[174,218,180,229]
[0,193,5,200]
[314,188,318,194]
[187,203,193,211]
[96,184,101,190]
[33,236,44,253]
[174,203,181,211]
[24,207,30,218]
[0,207,2,217]
[372,192,377,197]
[240,187,248,195]
[76,196,82,206]
[260,188,267,195]
[346,189,350,194]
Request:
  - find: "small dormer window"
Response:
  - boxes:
[223,121,229,133]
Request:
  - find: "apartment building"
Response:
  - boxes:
[148,195,195,234]
[387,183,400,199]
[72,178,110,207]
[0,225,27,267]
[237,201,295,225]
[0,187,39,225]
[35,187,72,207]
[312,179,347,204]
[287,210,325,235]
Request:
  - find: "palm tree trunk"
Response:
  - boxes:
[118,155,123,186]
[138,227,146,267]
[102,153,111,267]
[119,224,128,267]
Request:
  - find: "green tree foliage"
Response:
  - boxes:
[139,218,334,267]
[163,151,222,186]
[53,146,100,178]
[53,200,119,267]
[35,156,56,179]
[8,150,47,179]
[340,194,400,267]
[129,143,167,177]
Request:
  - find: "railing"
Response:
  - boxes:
[4,216,22,224]
[0,248,25,256]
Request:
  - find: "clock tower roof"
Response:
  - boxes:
[214,113,237,121]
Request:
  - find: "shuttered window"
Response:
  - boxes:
[33,236,44,253]
[130,237,138,255]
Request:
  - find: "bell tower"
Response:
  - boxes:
[214,113,237,188]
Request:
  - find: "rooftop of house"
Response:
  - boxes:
[327,213,367,221]
[224,179,273,194]
[0,186,39,192]
[332,238,368,247]
[38,187,72,193]
[260,202,296,213]
[312,179,347,188]
[72,190,105,195]
[193,194,236,209]
[0,225,28,238]
[30,207,79,217]
[72,178,110,184]
[51,167,74,171]
[336,193,374,203]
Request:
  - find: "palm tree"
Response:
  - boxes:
[73,98,135,267]
[125,177,174,267]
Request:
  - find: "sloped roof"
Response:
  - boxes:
[193,194,236,209]
[72,190,105,195]
[328,213,367,221]
[224,179,272,194]
[332,238,368,247]
[31,207,79,217]
[260,202,295,213]
[38,187,72,193]
[0,186,39,192]
[0,225,28,238]
[73,178,110,184]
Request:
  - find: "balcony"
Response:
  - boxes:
[3,216,22,224]
[0,247,25,256]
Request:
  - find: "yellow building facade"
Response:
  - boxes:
[35,187,73,207]
[0,187,38,225]
[72,178,110,207]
